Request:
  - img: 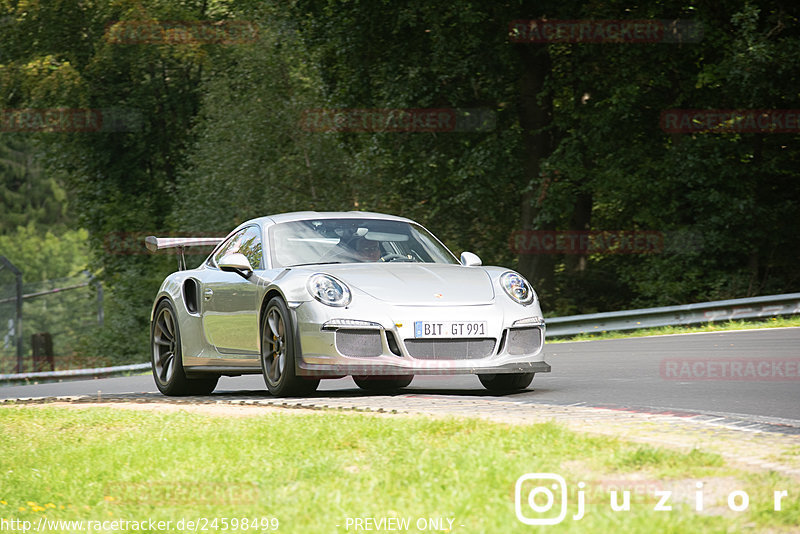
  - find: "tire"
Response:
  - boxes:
[478,373,534,393]
[353,375,413,392]
[151,299,219,396]
[261,297,319,396]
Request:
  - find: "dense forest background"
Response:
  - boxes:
[1,0,798,365]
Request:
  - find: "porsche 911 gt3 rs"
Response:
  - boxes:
[147,211,549,396]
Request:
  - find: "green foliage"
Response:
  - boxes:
[284,0,799,314]
[1,0,799,363]
[173,4,359,230]
[0,225,92,370]
[0,0,238,363]
[0,137,71,234]
[285,0,537,265]
[0,224,88,281]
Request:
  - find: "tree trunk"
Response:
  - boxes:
[564,191,593,273]
[516,44,555,296]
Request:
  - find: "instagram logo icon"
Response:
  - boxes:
[515,473,569,525]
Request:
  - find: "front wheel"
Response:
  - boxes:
[478,373,534,393]
[261,297,319,397]
[151,300,219,396]
[353,375,413,392]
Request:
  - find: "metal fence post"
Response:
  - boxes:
[15,269,21,372]
[31,332,54,372]
[86,271,104,327]
[96,281,104,327]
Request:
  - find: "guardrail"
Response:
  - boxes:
[2,292,799,384]
[0,363,149,384]
[546,292,800,337]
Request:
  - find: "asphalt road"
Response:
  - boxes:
[3,328,798,423]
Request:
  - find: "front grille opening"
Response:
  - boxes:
[385,331,402,356]
[335,329,383,357]
[404,338,496,360]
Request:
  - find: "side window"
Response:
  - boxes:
[238,226,264,269]
[213,229,246,266]
[214,226,264,269]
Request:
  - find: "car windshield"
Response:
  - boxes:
[269,218,458,268]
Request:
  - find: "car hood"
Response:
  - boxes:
[319,263,495,305]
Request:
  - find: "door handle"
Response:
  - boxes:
[203,288,214,300]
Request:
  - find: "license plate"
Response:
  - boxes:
[414,321,487,338]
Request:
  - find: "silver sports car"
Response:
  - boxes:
[146,211,549,396]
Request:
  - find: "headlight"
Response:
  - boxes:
[307,274,351,307]
[500,271,534,305]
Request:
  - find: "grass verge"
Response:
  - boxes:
[547,316,800,343]
[1,406,798,533]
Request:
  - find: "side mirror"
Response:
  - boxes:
[219,253,253,278]
[460,251,482,267]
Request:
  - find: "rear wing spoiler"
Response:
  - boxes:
[145,235,224,270]
[144,236,223,252]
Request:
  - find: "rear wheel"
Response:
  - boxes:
[478,373,534,393]
[353,375,413,392]
[261,297,319,396]
[151,300,218,396]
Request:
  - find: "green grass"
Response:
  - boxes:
[1,407,798,533]
[547,316,800,343]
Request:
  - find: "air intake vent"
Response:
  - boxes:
[335,329,382,357]
[183,279,199,314]
[506,328,543,355]
[385,331,402,356]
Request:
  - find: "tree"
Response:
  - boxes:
[172,3,359,231]
[0,0,235,361]
[0,137,71,234]
[288,0,800,313]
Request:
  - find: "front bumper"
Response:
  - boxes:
[292,299,549,376]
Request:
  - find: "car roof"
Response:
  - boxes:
[248,211,416,228]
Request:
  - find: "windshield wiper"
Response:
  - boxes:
[288,261,346,267]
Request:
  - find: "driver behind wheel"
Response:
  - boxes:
[355,238,382,262]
